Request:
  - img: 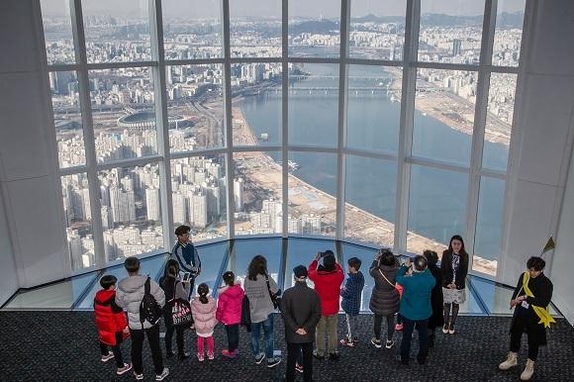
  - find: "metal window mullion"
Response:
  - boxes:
[466,0,497,258]
[281,0,289,237]
[149,0,174,250]
[222,0,235,239]
[394,0,420,254]
[69,0,106,267]
[336,0,350,240]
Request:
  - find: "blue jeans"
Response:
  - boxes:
[251,313,274,360]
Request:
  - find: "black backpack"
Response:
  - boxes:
[139,277,162,327]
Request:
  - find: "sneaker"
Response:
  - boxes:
[395,323,403,331]
[179,352,190,361]
[385,340,395,349]
[197,352,205,362]
[155,367,169,381]
[255,352,265,364]
[267,357,282,368]
[116,363,132,376]
[222,349,237,358]
[339,338,354,348]
[370,338,382,349]
[328,353,340,361]
[295,363,304,373]
[448,323,455,335]
[134,372,144,380]
[313,351,325,360]
[207,351,215,360]
[442,324,449,334]
[101,352,114,362]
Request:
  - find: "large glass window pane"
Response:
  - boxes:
[50,71,85,168]
[162,0,223,60]
[288,0,341,58]
[407,166,468,255]
[230,1,281,58]
[492,0,526,67]
[98,164,164,261]
[344,156,396,248]
[62,173,95,271]
[483,73,516,171]
[232,62,282,147]
[349,0,406,60]
[473,176,504,277]
[419,0,485,64]
[288,152,336,237]
[289,63,338,147]
[413,69,477,166]
[170,155,227,243]
[82,0,151,64]
[346,65,401,153]
[41,0,76,65]
[195,241,229,292]
[228,238,282,285]
[166,64,224,152]
[89,68,157,164]
[233,151,282,235]
[284,237,334,290]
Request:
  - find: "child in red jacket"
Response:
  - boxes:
[216,271,244,358]
[94,275,132,375]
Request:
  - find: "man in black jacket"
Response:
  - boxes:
[281,265,321,382]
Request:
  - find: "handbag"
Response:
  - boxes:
[168,281,193,327]
[378,269,403,299]
[241,295,252,332]
[265,274,281,311]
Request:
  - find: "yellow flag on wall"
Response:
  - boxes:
[541,236,555,255]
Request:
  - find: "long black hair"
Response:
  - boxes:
[247,255,268,280]
[161,258,179,288]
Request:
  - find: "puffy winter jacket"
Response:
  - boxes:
[216,284,244,325]
[115,274,165,329]
[369,261,400,316]
[94,289,127,345]
[191,296,218,337]
[308,260,344,316]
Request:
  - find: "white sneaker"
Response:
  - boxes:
[155,367,169,381]
[116,363,132,375]
[101,352,114,362]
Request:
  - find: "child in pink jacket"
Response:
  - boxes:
[191,283,218,362]
[216,271,244,358]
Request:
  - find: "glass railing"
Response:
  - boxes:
[1,236,562,318]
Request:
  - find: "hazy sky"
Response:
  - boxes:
[41,0,525,19]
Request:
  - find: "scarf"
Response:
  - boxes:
[521,271,556,328]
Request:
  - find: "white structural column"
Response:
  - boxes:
[500,0,574,321]
[0,0,68,294]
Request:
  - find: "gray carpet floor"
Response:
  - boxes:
[0,312,572,381]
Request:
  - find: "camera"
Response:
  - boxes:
[319,251,325,258]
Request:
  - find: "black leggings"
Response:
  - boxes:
[373,314,394,341]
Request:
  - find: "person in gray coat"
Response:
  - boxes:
[369,249,400,349]
[281,265,321,382]
[116,256,169,381]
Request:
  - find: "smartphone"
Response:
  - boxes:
[182,272,191,282]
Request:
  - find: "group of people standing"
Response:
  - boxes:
[93,229,553,381]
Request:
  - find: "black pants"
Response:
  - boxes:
[286,342,313,382]
[165,323,185,356]
[130,325,164,375]
[99,332,125,368]
[400,317,429,365]
[373,313,394,341]
[510,319,541,361]
[225,324,240,352]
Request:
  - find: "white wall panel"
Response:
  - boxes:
[0,72,52,181]
[6,176,68,288]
